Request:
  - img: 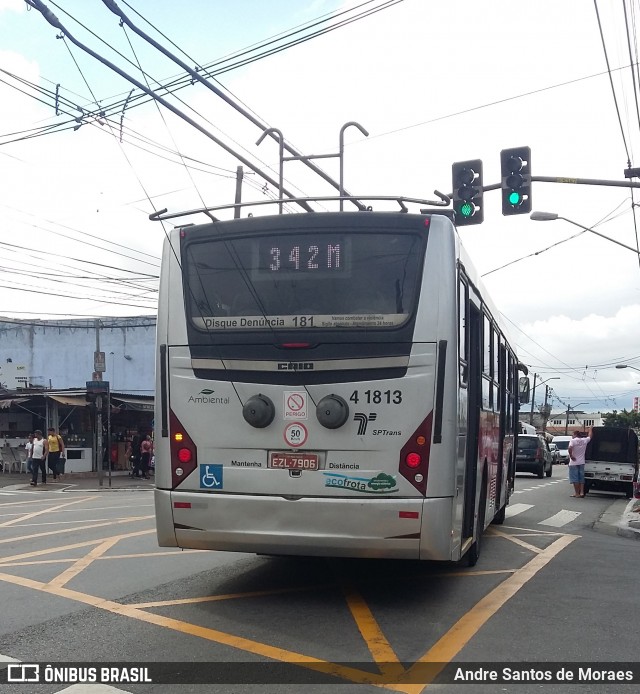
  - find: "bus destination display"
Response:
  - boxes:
[257,236,345,276]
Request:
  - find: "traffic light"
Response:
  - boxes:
[500,146,531,215]
[452,159,483,226]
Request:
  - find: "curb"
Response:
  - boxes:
[618,497,640,539]
[594,497,640,539]
[0,479,154,493]
[62,485,154,493]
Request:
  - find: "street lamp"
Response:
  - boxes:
[530,211,640,256]
[615,364,640,373]
[564,402,587,436]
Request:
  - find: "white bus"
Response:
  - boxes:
[154,199,526,565]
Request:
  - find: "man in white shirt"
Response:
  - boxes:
[568,428,592,498]
[29,430,49,486]
[25,433,34,475]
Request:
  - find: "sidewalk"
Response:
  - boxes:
[0,469,154,492]
[613,496,640,539]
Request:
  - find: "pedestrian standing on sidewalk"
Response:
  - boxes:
[129,432,143,478]
[568,428,592,498]
[139,434,153,480]
[25,433,34,475]
[30,430,48,486]
[47,428,66,481]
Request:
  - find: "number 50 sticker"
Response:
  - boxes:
[284,422,308,448]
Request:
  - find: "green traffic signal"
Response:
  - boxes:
[452,159,484,226]
[500,147,531,216]
[508,191,522,206]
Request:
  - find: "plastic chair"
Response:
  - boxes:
[1,450,14,474]
[16,451,28,474]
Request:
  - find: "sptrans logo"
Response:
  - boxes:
[353,412,377,435]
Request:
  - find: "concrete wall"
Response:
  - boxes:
[0,317,156,393]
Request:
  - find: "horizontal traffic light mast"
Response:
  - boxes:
[481,175,640,192]
[451,146,640,226]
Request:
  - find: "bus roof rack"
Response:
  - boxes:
[149,193,451,223]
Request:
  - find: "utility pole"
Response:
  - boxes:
[542,385,552,433]
[234,166,243,219]
[529,373,538,425]
[93,320,105,487]
[530,375,559,430]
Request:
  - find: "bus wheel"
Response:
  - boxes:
[492,503,506,525]
[467,477,487,567]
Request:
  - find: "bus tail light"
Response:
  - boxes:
[169,410,197,489]
[399,413,432,494]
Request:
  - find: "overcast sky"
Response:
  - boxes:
[1,0,640,414]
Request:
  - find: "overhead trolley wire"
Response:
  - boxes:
[595,0,632,162]
[100,0,370,209]
[621,0,640,266]
[24,0,317,213]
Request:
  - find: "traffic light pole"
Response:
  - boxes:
[478,175,640,194]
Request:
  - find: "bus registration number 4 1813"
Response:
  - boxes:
[269,452,319,470]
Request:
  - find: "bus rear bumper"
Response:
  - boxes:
[155,490,454,561]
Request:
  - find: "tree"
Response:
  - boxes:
[602,409,640,428]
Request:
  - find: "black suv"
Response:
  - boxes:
[516,434,553,478]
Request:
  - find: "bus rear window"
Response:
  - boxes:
[183,231,423,331]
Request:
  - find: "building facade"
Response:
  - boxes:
[0,317,156,472]
[545,411,605,436]
[0,316,155,392]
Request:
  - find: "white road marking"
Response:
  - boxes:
[61,686,132,693]
[0,653,19,664]
[539,510,581,527]
[505,503,534,518]
[513,479,565,494]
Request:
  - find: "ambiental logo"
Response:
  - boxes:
[353,412,377,436]
[188,389,230,405]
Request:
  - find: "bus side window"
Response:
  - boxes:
[458,278,468,385]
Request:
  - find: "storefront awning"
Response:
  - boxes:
[48,395,89,407]
[111,396,154,412]
[0,397,32,409]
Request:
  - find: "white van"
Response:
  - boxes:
[551,435,572,464]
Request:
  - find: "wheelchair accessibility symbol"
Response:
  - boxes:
[199,464,223,489]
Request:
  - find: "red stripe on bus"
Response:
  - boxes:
[174,502,191,509]
[399,511,419,519]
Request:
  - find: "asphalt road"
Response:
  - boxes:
[0,468,639,693]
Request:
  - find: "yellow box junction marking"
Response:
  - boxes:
[0,507,579,692]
